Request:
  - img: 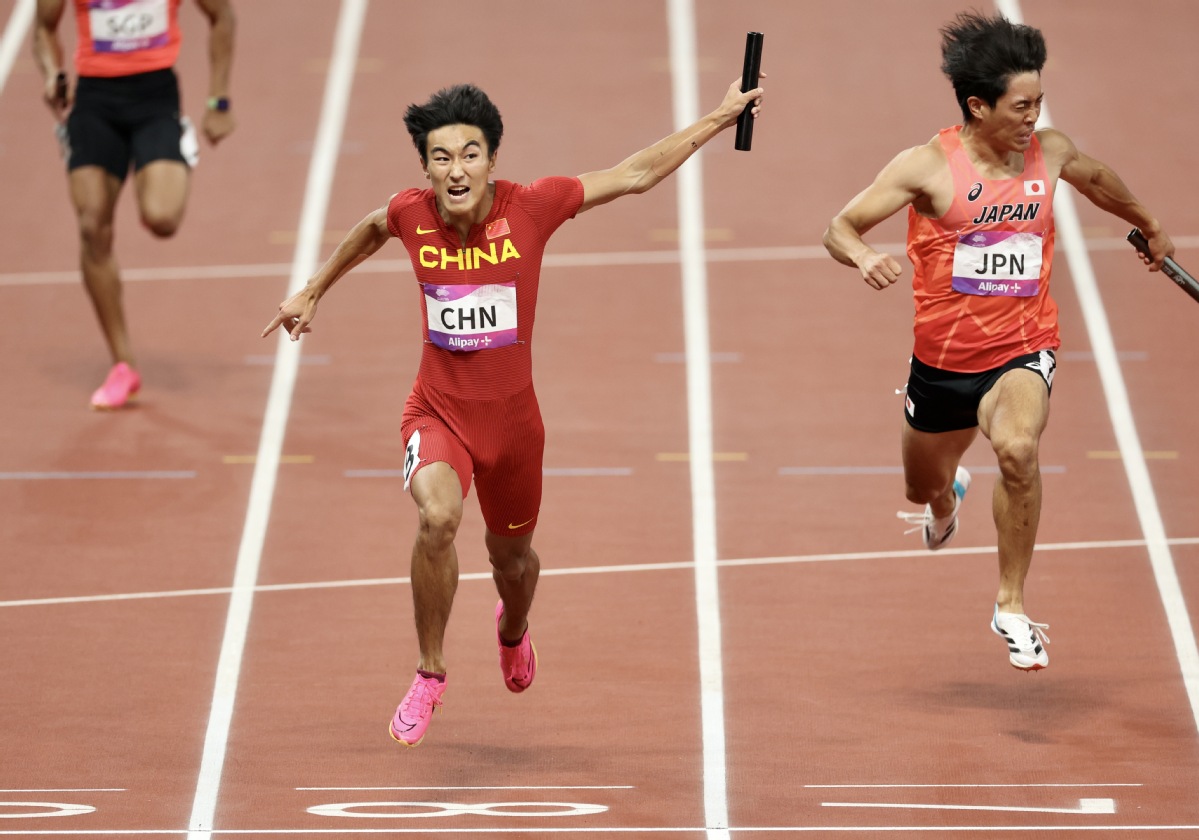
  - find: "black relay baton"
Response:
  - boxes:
[1127,227,1199,305]
[734,32,764,151]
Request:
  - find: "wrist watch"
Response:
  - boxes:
[206,96,230,112]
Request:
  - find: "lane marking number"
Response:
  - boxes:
[307,800,608,818]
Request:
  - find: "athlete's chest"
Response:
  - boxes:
[404,214,535,283]
[941,153,1051,297]
[945,144,1049,230]
[403,211,542,352]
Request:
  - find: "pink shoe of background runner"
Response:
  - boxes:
[90,362,141,410]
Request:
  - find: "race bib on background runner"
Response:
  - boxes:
[88,0,169,54]
[951,230,1042,297]
[423,282,517,352]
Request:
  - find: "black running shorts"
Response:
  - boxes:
[903,349,1057,433]
[63,68,194,178]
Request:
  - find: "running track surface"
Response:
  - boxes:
[2,1,1198,837]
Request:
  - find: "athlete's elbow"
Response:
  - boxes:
[822,218,848,259]
[821,224,836,254]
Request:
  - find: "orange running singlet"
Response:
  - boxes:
[73,0,183,78]
[907,126,1060,372]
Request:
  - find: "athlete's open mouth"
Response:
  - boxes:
[447,186,469,197]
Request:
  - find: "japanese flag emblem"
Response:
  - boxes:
[1024,180,1045,196]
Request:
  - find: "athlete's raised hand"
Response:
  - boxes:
[714,72,766,129]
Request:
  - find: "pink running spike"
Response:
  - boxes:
[496,600,538,693]
[90,362,141,410]
[389,671,446,747]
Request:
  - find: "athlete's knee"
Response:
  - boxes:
[140,206,183,238]
[994,431,1040,485]
[76,209,115,256]
[489,548,534,582]
[416,501,461,552]
[486,533,537,581]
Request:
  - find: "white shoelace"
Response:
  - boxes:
[1008,615,1051,649]
[896,509,931,535]
[897,491,961,537]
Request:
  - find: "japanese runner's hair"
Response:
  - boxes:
[940,12,1047,123]
[404,84,504,163]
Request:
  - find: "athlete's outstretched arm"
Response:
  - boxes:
[32,0,67,119]
[262,207,391,341]
[1040,128,1173,270]
[194,0,236,144]
[576,76,764,214]
[823,143,940,290]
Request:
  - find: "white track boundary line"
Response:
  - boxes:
[0,0,32,98]
[184,1,368,836]
[295,786,635,791]
[809,783,1142,789]
[997,0,1199,734]
[4,236,1198,287]
[5,824,1199,835]
[666,1,728,837]
[6,537,1198,610]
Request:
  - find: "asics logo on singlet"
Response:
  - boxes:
[1024,350,1056,388]
[419,241,522,271]
[967,182,983,201]
[971,202,1042,224]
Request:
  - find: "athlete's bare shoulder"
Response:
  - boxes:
[878,135,951,216]
[880,136,949,193]
[1037,127,1082,160]
[1033,127,1079,180]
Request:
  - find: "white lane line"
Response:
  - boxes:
[5,537,1198,610]
[778,465,1069,476]
[823,799,1116,815]
[5,236,1198,287]
[0,0,32,99]
[666,1,727,837]
[655,351,743,364]
[808,783,1142,789]
[296,786,635,791]
[0,471,195,480]
[0,263,293,286]
[997,0,1199,735]
[342,467,634,478]
[10,822,1199,834]
[184,1,369,837]
[244,354,331,366]
[0,788,125,792]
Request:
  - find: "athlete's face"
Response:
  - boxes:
[972,71,1043,152]
[423,124,496,222]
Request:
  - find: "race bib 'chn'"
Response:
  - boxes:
[951,230,1043,297]
[423,282,518,352]
[88,0,170,54]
